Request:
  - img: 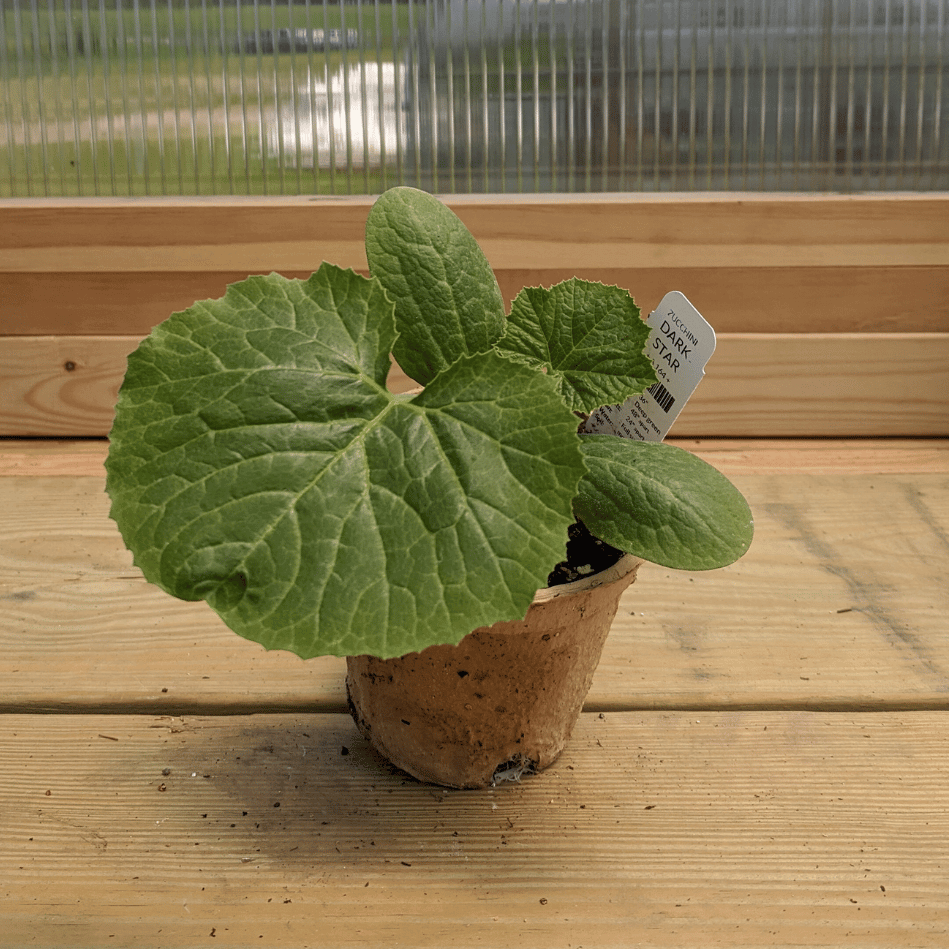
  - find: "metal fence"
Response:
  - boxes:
[2,0,946,196]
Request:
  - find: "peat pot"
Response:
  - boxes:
[346,553,642,788]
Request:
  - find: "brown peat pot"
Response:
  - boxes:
[346,553,642,788]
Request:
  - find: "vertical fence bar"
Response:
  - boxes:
[148,0,167,193]
[759,0,770,190]
[791,0,803,188]
[651,0,661,190]
[704,1,715,188]
[374,0,390,191]
[425,0,437,192]
[912,0,926,190]
[772,1,784,189]
[43,0,67,194]
[406,0,420,188]
[236,0,252,193]
[114,0,133,193]
[391,0,405,187]
[844,0,856,191]
[614,0,626,192]
[547,0,557,191]
[808,0,820,188]
[878,0,891,189]
[460,0,472,193]
[581,0,592,190]
[686,0,697,190]
[479,0,490,192]
[12,0,35,195]
[287,1,300,193]
[669,0,681,191]
[858,0,869,190]
[81,0,100,192]
[132,0,150,192]
[202,0,216,192]
[183,0,200,191]
[129,0,146,192]
[62,0,83,194]
[495,0,506,192]
[299,0,314,194]
[513,0,523,193]
[531,0,540,192]
[564,0,574,191]
[1,6,15,194]
[740,3,750,189]
[29,0,52,196]
[933,0,946,190]
[444,0,456,192]
[219,0,235,194]
[165,0,183,192]
[353,0,366,191]
[896,0,909,188]
[597,0,606,190]
[97,0,117,193]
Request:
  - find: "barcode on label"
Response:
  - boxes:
[648,381,675,413]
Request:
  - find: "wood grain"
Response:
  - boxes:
[2,711,947,948]
[0,336,416,437]
[2,464,947,713]
[4,438,948,478]
[3,332,946,437]
[680,332,949,437]
[3,194,946,342]
[496,265,949,334]
[3,193,947,272]
[5,265,946,337]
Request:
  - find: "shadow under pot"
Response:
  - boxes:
[346,553,642,789]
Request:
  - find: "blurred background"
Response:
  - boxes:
[2,0,946,196]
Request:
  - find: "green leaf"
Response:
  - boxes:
[575,435,754,570]
[495,278,658,413]
[365,187,506,387]
[106,265,583,660]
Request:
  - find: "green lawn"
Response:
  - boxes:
[1,2,417,196]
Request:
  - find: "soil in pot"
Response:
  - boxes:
[346,552,641,789]
[547,518,626,587]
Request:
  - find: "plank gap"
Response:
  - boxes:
[4,698,949,718]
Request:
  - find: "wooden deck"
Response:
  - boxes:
[2,193,947,946]
[2,437,948,947]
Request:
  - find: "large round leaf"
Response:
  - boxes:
[106,265,583,659]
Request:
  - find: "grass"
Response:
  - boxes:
[2,2,408,66]
[1,1,418,196]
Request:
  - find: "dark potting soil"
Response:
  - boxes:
[546,519,626,587]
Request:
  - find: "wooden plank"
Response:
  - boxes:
[676,332,949,437]
[2,710,947,947]
[0,336,127,437]
[671,439,949,476]
[0,336,416,437]
[3,193,947,273]
[0,270,292,337]
[4,438,948,478]
[497,265,949,335]
[3,333,946,437]
[2,467,947,713]
[0,440,110,477]
[5,264,946,337]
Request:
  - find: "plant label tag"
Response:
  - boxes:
[584,291,715,442]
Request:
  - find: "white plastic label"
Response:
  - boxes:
[584,291,716,443]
